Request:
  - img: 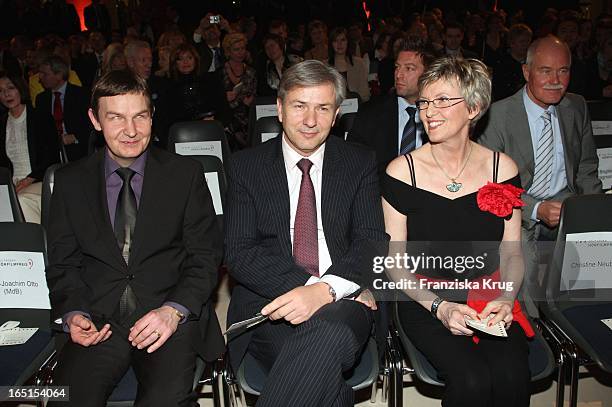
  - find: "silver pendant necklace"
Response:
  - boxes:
[430,142,473,193]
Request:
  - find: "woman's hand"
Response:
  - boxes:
[226,90,237,102]
[436,301,478,336]
[15,177,35,193]
[242,94,254,106]
[478,297,514,328]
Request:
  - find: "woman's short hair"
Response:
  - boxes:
[222,32,247,56]
[169,43,200,79]
[278,59,346,108]
[90,70,152,118]
[262,33,285,53]
[0,70,30,104]
[418,56,492,125]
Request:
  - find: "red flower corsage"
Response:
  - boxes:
[477,182,525,218]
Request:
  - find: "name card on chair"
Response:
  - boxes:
[261,133,278,143]
[561,232,612,291]
[255,104,278,120]
[592,121,612,136]
[339,98,358,116]
[597,147,612,190]
[0,185,13,222]
[175,141,223,163]
[204,172,223,215]
[0,251,50,309]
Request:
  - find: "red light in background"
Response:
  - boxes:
[68,0,89,31]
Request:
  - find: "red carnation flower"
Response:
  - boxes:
[477,182,525,218]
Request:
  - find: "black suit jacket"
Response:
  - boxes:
[224,135,387,369]
[347,94,400,178]
[0,105,60,181]
[35,83,92,161]
[46,147,225,361]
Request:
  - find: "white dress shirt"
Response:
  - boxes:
[281,135,360,300]
[522,87,567,221]
[5,108,31,183]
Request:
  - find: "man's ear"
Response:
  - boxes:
[88,108,102,131]
[522,63,530,83]
[331,106,340,128]
[276,98,283,123]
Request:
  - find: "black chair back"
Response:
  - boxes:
[168,120,231,171]
[0,167,25,222]
[247,96,277,146]
[197,155,227,232]
[252,116,282,147]
[586,100,612,191]
[333,112,356,140]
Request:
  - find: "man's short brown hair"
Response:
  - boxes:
[90,70,152,118]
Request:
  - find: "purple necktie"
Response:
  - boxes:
[294,159,319,277]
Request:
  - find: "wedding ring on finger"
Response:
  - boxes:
[152,330,161,339]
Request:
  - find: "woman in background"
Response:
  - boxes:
[328,27,370,101]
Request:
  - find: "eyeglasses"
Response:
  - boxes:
[415,97,465,111]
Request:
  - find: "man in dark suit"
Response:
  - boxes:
[443,23,479,59]
[347,36,438,177]
[225,60,386,406]
[193,13,229,75]
[479,36,602,311]
[46,70,224,407]
[35,55,91,161]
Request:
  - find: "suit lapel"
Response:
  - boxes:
[513,92,536,185]
[556,99,576,186]
[261,137,292,256]
[82,150,126,270]
[321,137,343,248]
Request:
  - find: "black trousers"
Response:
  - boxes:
[48,319,198,407]
[247,300,373,407]
[398,301,531,407]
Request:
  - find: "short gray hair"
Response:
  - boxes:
[278,60,346,108]
[124,40,151,61]
[418,56,491,126]
[40,55,69,80]
[525,35,571,66]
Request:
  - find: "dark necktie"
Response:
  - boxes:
[213,47,222,70]
[114,167,138,322]
[53,91,63,136]
[293,159,319,277]
[400,106,417,155]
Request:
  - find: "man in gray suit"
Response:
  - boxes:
[225,60,385,406]
[479,36,602,302]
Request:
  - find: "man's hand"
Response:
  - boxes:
[436,301,478,336]
[537,200,562,227]
[354,289,377,310]
[15,177,35,193]
[66,313,112,346]
[261,283,333,325]
[128,305,180,353]
[62,133,77,145]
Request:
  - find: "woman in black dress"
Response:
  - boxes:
[382,56,532,407]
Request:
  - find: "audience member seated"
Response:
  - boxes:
[72,31,106,89]
[443,23,478,59]
[154,45,171,78]
[348,36,438,177]
[256,34,298,97]
[556,10,588,96]
[125,40,172,148]
[491,23,533,101]
[225,60,384,406]
[193,13,232,76]
[0,70,59,223]
[29,45,82,106]
[304,20,328,62]
[222,33,256,150]
[100,42,127,76]
[45,70,224,407]
[169,43,230,126]
[35,55,90,161]
[382,56,532,407]
[480,36,602,300]
[584,35,612,100]
[328,27,370,102]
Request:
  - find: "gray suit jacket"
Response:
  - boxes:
[479,88,602,229]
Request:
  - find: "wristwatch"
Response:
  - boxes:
[326,283,337,302]
[430,297,445,319]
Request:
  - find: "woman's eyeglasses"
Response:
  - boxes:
[415,97,465,111]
